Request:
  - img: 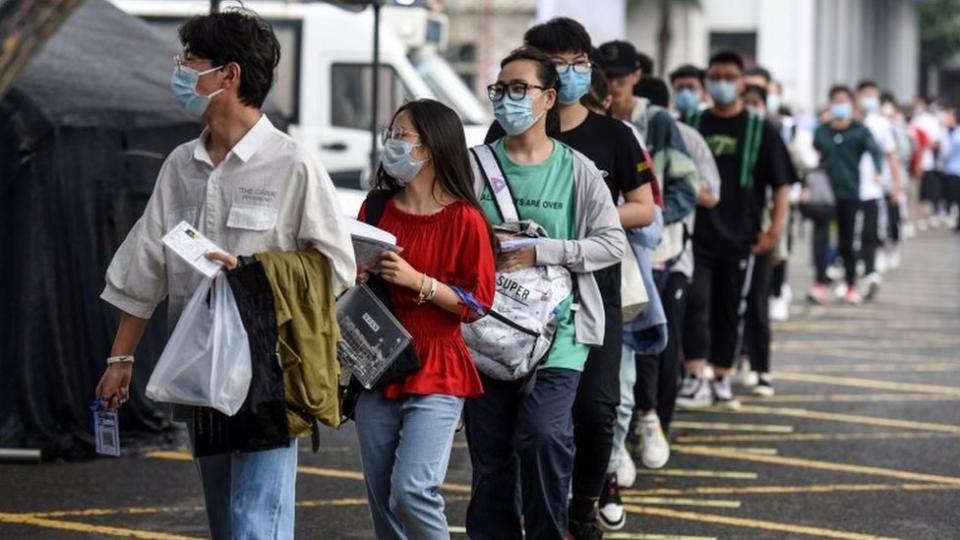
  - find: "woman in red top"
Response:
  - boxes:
[354,99,496,539]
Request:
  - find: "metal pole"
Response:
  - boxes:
[370,0,382,176]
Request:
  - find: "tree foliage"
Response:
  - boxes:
[920,0,960,66]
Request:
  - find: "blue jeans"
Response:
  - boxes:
[608,346,637,472]
[465,368,581,540]
[195,439,299,540]
[355,391,464,540]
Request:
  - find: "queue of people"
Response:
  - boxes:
[93,7,948,540]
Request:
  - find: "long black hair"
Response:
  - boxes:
[500,47,562,137]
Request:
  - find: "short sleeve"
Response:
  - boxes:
[451,207,496,322]
[614,123,653,195]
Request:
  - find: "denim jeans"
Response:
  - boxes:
[608,347,637,473]
[195,439,299,540]
[355,391,464,540]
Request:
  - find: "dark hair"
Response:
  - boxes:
[743,83,768,102]
[708,50,744,72]
[880,91,897,106]
[581,64,610,112]
[669,64,704,85]
[524,17,592,55]
[179,8,281,109]
[744,65,772,83]
[633,77,670,108]
[636,52,655,77]
[500,47,562,136]
[829,84,853,100]
[856,79,879,92]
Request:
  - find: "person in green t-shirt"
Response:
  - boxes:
[464,47,625,540]
[813,84,883,304]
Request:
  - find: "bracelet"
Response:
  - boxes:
[425,278,439,302]
[416,273,428,304]
[107,355,135,365]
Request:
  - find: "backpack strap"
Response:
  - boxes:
[739,112,764,189]
[470,144,520,223]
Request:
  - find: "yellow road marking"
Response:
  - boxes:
[739,393,960,404]
[731,405,960,435]
[675,431,960,444]
[635,469,758,479]
[623,505,898,539]
[672,445,778,455]
[670,421,794,433]
[624,483,960,497]
[29,498,380,520]
[605,534,717,540]
[0,513,200,540]
[776,362,959,373]
[672,446,960,486]
[773,372,960,396]
[621,497,741,509]
[144,451,191,461]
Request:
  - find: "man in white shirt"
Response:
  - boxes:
[856,80,903,299]
[95,9,355,539]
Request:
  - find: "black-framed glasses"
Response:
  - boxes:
[487,82,548,102]
[554,62,592,75]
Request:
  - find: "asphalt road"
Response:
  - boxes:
[2,228,959,540]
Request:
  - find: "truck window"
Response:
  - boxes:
[331,64,413,131]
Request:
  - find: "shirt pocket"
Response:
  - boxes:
[227,203,278,232]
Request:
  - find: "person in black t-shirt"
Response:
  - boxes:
[676,51,791,412]
[483,17,656,539]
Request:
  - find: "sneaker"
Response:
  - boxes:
[598,473,625,531]
[806,283,830,305]
[615,447,637,488]
[860,272,881,301]
[752,373,776,397]
[568,516,604,540]
[842,287,862,305]
[888,247,901,270]
[639,415,670,469]
[710,377,741,411]
[769,290,791,321]
[733,364,759,388]
[902,222,916,238]
[676,374,713,410]
[826,264,844,282]
[875,250,889,274]
[834,282,848,300]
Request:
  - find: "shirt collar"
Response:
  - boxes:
[192,114,274,166]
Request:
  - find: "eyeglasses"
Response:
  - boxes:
[381,126,420,144]
[487,82,548,102]
[554,62,592,75]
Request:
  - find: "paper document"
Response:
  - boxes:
[347,218,403,272]
[162,221,224,278]
[336,284,411,389]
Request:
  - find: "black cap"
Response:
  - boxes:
[598,40,639,77]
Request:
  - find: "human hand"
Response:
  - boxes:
[497,246,536,272]
[378,251,420,291]
[204,250,239,271]
[752,231,778,255]
[95,363,133,411]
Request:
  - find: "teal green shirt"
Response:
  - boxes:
[479,139,589,372]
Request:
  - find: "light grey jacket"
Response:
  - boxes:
[471,141,626,347]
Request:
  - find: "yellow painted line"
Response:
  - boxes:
[0,513,201,540]
[672,446,960,486]
[625,483,960,497]
[773,372,960,396]
[675,431,960,444]
[623,505,898,540]
[672,445,778,455]
[635,469,757,480]
[30,506,205,518]
[605,534,717,540]
[670,421,794,433]
[735,405,960,435]
[776,362,958,373]
[621,496,741,509]
[739,393,960,404]
[144,450,191,461]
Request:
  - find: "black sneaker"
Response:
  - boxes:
[568,515,604,540]
[597,473,625,531]
[752,373,775,397]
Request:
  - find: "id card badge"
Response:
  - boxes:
[91,401,121,457]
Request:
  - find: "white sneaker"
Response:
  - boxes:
[888,247,901,270]
[902,222,917,238]
[751,373,776,397]
[710,377,741,411]
[834,282,848,300]
[860,272,882,301]
[598,474,626,531]
[676,374,713,410]
[639,415,670,469]
[733,365,759,388]
[875,251,889,274]
[826,264,844,282]
[769,285,792,322]
[615,447,637,488]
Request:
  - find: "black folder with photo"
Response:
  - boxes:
[335,284,412,389]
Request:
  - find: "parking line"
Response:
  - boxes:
[739,393,960,404]
[676,431,960,444]
[604,534,716,540]
[670,421,794,433]
[732,405,960,435]
[672,445,778,455]
[672,446,960,486]
[624,482,959,497]
[621,497,741,509]
[774,371,960,395]
[775,362,958,373]
[0,512,200,540]
[623,504,897,539]
[635,469,758,479]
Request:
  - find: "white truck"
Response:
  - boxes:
[111,0,491,216]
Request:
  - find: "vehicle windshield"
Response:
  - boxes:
[410,51,489,126]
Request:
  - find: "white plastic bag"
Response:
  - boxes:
[146,273,252,415]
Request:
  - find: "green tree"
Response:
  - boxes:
[920,0,960,68]
[628,0,701,77]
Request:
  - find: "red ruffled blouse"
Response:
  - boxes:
[358,199,496,399]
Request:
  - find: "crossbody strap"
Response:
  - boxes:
[470,144,520,223]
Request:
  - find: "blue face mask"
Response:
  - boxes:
[860,96,879,114]
[707,80,739,106]
[558,69,592,104]
[766,94,781,113]
[171,65,224,117]
[673,89,700,113]
[830,103,853,120]
[494,95,545,136]
[380,138,427,185]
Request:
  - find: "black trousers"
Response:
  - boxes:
[569,304,621,522]
[835,198,860,287]
[860,199,881,276]
[684,253,755,369]
[887,195,901,244]
[743,253,773,374]
[811,214,832,285]
[635,271,688,433]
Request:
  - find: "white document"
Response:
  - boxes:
[162,221,224,278]
[347,218,403,272]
